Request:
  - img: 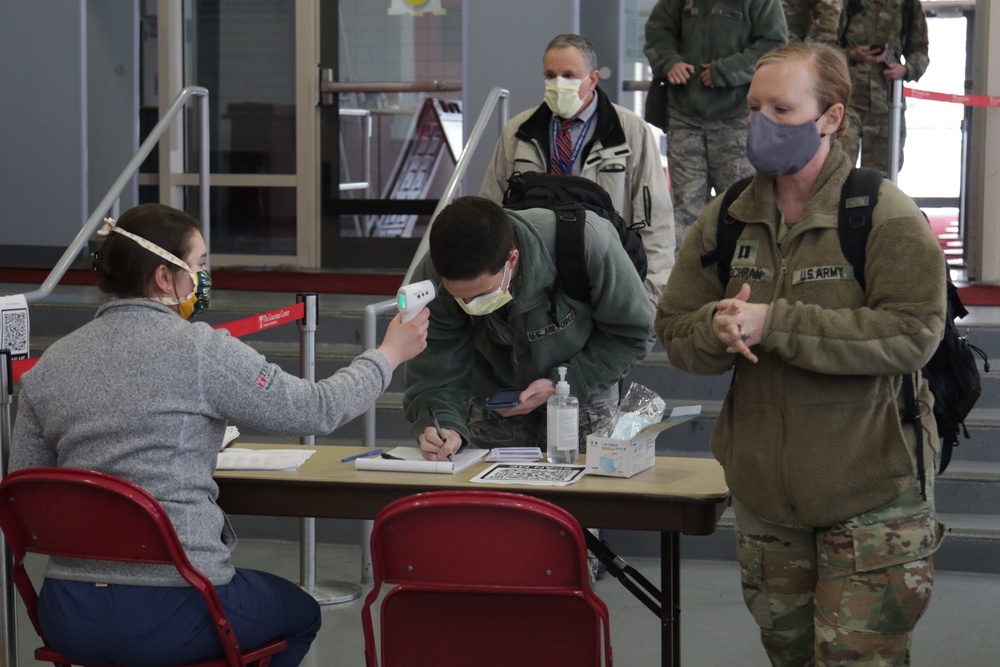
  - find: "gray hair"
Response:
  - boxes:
[545,34,598,74]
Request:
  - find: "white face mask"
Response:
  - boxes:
[455,263,513,317]
[544,76,585,118]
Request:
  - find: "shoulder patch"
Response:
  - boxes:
[254,364,276,389]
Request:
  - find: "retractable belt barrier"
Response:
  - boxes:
[905,87,1000,108]
[9,302,307,383]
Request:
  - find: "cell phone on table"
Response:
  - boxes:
[484,388,522,411]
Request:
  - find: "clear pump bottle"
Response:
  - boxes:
[546,366,579,464]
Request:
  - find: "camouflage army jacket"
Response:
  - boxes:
[839,0,930,112]
[655,147,947,528]
[782,0,843,45]
[643,0,788,121]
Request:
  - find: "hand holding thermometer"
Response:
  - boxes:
[397,280,436,322]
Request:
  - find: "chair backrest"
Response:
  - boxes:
[361,490,612,667]
[0,467,244,665]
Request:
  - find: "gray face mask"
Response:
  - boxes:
[746,112,823,177]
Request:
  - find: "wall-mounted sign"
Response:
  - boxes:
[388,0,445,16]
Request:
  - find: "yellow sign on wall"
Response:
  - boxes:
[388,0,445,16]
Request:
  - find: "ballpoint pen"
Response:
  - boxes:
[428,407,454,462]
[341,448,383,463]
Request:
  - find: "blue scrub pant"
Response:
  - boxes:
[37,568,321,667]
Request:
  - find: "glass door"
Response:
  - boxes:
[153,0,319,269]
[318,0,463,271]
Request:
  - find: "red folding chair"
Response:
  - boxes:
[0,467,287,667]
[362,490,613,667]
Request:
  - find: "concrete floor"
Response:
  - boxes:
[12,539,995,667]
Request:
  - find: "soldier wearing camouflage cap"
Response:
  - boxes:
[781,0,844,45]
[839,0,929,171]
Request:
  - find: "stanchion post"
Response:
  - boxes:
[295,294,360,605]
[1,350,19,667]
[361,299,396,584]
[889,78,904,183]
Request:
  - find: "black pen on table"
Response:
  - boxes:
[428,407,453,462]
[341,448,383,463]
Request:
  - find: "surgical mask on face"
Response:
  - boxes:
[98,217,212,319]
[745,112,823,177]
[544,76,586,118]
[455,262,513,316]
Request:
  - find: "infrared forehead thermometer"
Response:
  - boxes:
[397,280,436,322]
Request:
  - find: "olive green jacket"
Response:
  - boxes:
[655,146,946,527]
[404,209,653,443]
[643,0,789,121]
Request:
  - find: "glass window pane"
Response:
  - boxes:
[185,186,296,256]
[185,0,296,175]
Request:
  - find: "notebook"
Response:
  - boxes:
[355,446,488,474]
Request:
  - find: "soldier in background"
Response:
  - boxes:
[839,0,929,171]
[782,0,844,45]
[643,0,788,249]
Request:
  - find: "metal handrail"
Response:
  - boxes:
[402,86,510,284]
[359,86,510,585]
[321,80,461,95]
[11,86,210,304]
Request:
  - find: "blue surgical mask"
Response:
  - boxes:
[746,112,823,177]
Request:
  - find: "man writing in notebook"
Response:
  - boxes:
[402,196,652,461]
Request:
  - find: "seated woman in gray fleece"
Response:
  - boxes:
[9,203,430,667]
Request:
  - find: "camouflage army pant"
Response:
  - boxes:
[467,384,619,451]
[734,477,945,666]
[667,110,754,250]
[840,106,908,173]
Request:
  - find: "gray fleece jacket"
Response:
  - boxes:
[11,299,392,586]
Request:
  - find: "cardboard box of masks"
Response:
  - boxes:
[585,405,701,478]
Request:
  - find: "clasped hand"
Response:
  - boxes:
[712,283,767,363]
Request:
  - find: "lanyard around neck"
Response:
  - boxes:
[550,113,596,174]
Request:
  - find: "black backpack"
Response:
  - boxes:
[705,168,989,492]
[502,171,648,323]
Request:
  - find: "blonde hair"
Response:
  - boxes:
[756,42,852,138]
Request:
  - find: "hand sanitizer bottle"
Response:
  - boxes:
[546,366,579,464]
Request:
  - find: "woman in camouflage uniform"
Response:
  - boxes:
[656,42,945,666]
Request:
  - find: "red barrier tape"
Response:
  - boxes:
[11,357,38,383]
[212,302,306,338]
[8,302,306,383]
[905,87,1000,108]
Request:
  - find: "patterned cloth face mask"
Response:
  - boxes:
[98,217,212,319]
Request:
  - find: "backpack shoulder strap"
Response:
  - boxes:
[550,205,588,323]
[837,167,884,291]
[701,176,753,286]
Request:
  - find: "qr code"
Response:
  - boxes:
[1,308,29,357]
[484,464,585,484]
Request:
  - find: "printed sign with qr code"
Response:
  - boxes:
[0,295,30,360]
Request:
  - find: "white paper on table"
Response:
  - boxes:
[220,426,241,451]
[216,448,315,471]
[486,447,543,462]
[0,294,29,360]
[470,462,587,487]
